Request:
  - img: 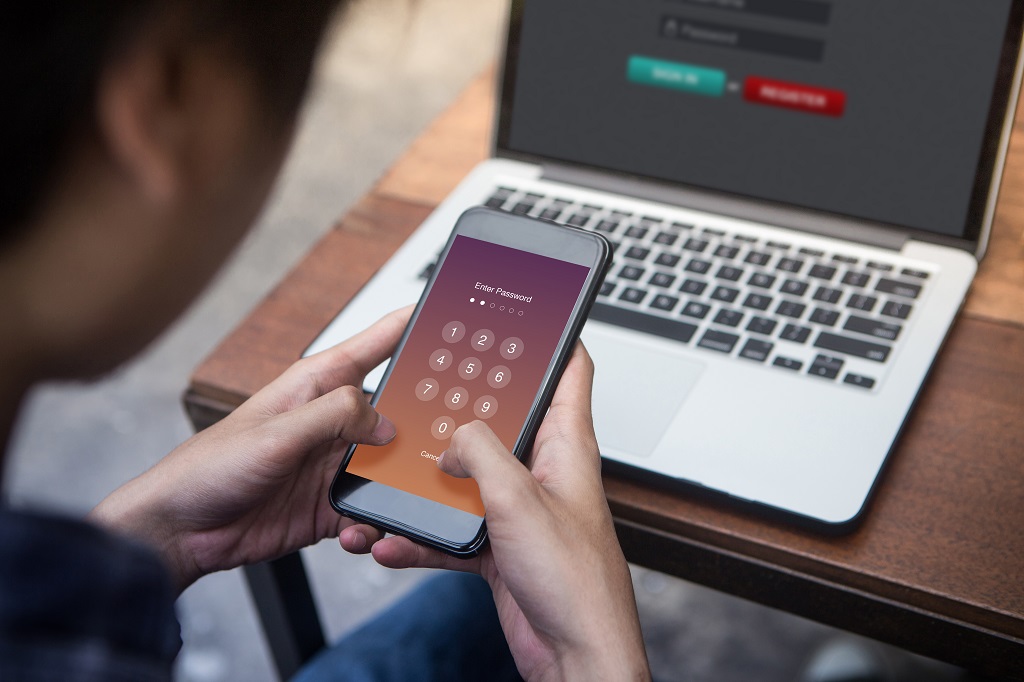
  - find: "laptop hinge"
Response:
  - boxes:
[541,163,910,252]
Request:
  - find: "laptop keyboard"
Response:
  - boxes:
[421,185,933,391]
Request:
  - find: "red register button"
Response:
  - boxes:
[744,76,846,117]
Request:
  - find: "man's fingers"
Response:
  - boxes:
[547,342,596,424]
[338,524,386,554]
[438,421,540,518]
[263,384,395,454]
[368,536,481,574]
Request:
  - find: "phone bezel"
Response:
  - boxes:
[329,206,611,556]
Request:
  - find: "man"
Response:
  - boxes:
[0,2,650,680]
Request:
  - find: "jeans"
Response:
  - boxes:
[293,572,521,682]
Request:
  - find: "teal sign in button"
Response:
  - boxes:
[627,55,725,97]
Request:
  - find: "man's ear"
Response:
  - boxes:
[96,40,184,205]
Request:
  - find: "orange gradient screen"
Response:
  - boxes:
[346,235,590,516]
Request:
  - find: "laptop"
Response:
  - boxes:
[306,0,1024,529]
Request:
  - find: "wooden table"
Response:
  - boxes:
[185,70,1024,680]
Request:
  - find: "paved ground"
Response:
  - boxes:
[5,1,949,680]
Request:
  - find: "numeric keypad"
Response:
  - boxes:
[419,322,525,442]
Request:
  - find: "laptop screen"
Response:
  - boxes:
[498,0,1024,243]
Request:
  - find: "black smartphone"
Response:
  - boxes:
[329,206,611,556]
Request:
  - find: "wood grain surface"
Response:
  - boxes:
[188,70,1024,678]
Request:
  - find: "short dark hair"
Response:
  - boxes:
[0,1,343,244]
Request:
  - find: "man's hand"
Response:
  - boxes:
[90,309,409,591]
[341,345,651,681]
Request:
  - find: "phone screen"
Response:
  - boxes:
[345,234,591,516]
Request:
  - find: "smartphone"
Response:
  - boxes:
[329,206,611,556]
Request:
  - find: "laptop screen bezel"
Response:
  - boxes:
[494,0,1024,252]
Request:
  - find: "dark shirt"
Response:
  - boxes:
[0,507,181,681]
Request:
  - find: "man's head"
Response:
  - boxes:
[0,1,343,380]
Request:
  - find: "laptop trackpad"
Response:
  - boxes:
[585,330,705,458]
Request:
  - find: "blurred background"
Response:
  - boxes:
[4,1,855,679]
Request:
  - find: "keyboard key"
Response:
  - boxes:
[881,300,913,319]
[651,294,679,312]
[698,329,740,354]
[599,281,615,297]
[649,272,677,288]
[739,338,774,362]
[776,300,807,319]
[780,279,809,296]
[641,216,664,228]
[716,265,744,281]
[538,208,562,221]
[484,196,506,209]
[847,293,877,312]
[654,231,679,246]
[901,268,930,279]
[525,191,545,200]
[780,324,811,344]
[841,271,870,287]
[843,373,877,389]
[654,253,681,267]
[594,220,619,233]
[711,286,740,303]
[746,316,777,336]
[703,227,726,237]
[777,257,804,273]
[683,238,709,253]
[590,303,698,343]
[773,356,803,371]
[748,272,776,289]
[866,261,894,272]
[685,258,712,274]
[624,246,651,261]
[809,308,840,326]
[608,240,621,253]
[844,315,902,341]
[766,240,791,249]
[582,203,603,211]
[714,309,744,327]
[610,209,632,219]
[619,287,645,304]
[567,213,590,227]
[511,201,534,215]
[808,264,837,281]
[680,279,707,295]
[808,354,844,380]
[715,245,740,259]
[832,254,858,264]
[625,225,648,239]
[875,277,922,299]
[813,286,842,304]
[814,331,891,362]
[618,264,644,281]
[672,221,694,231]
[734,234,758,242]
[743,293,773,311]
[745,251,771,266]
[681,301,711,319]
[799,247,825,257]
